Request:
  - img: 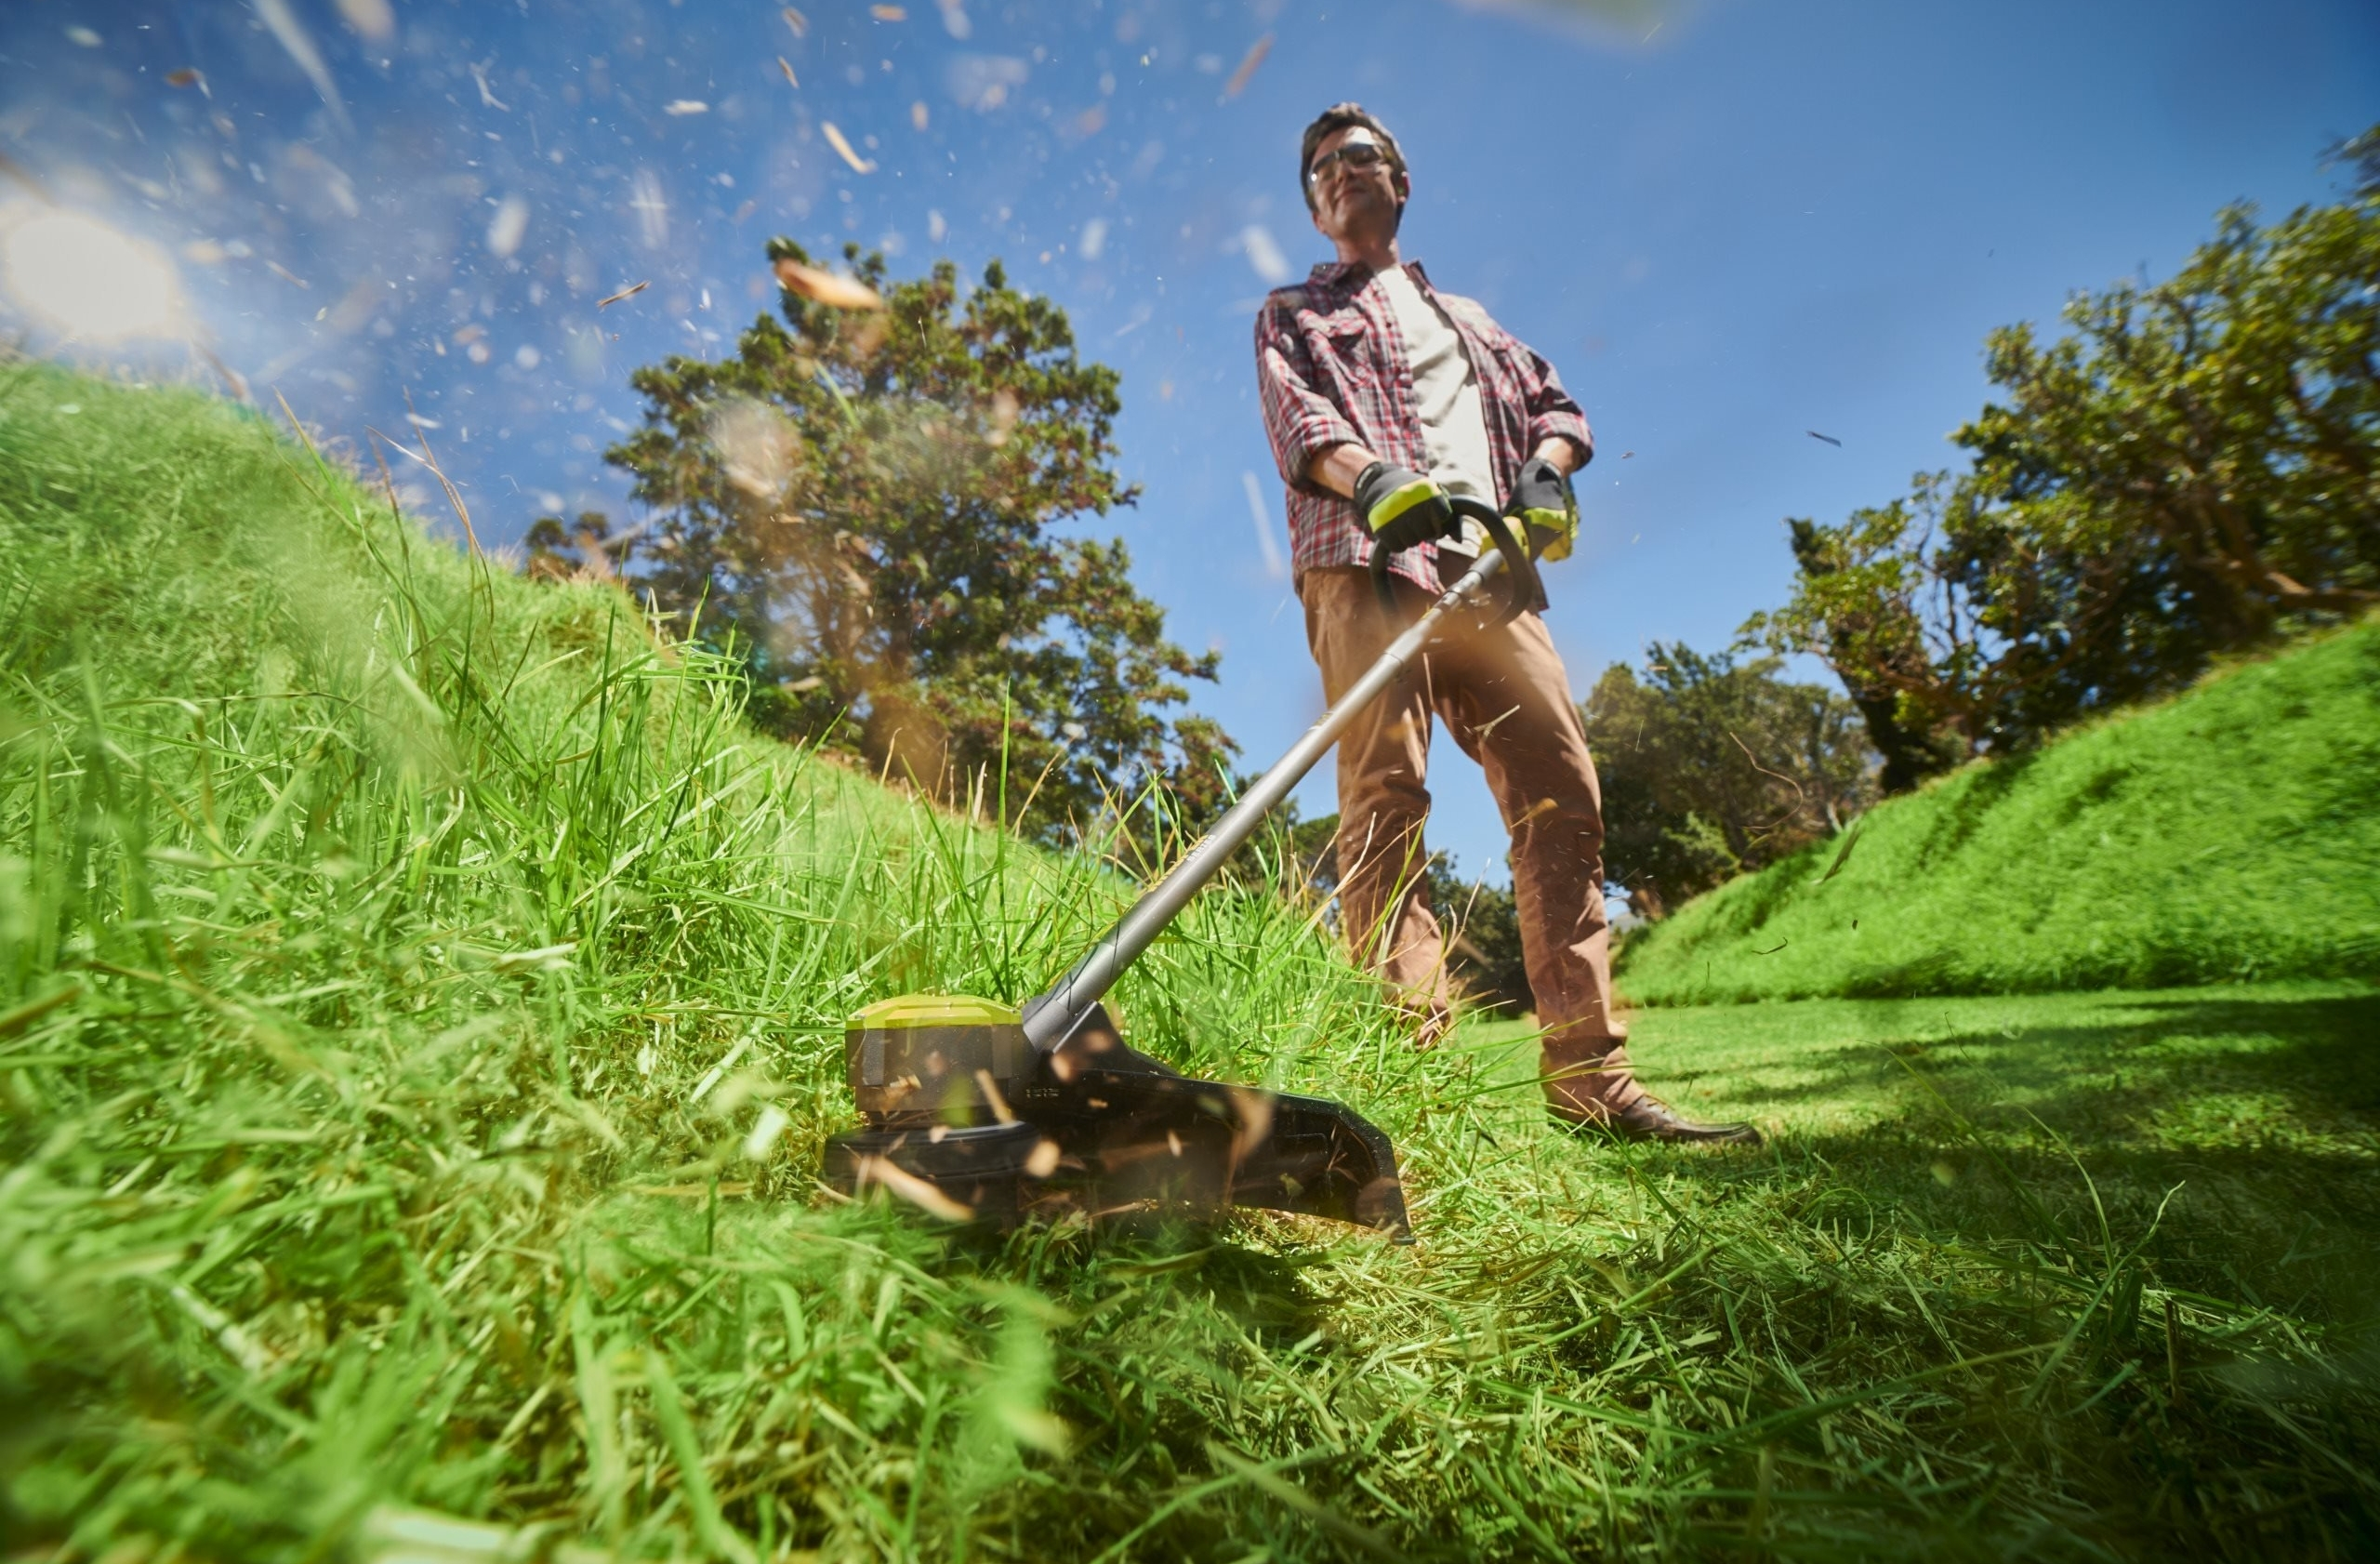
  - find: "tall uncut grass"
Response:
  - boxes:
[1619,616,2380,1006]
[4,364,2376,1560]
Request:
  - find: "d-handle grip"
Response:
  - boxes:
[1369,494,1544,627]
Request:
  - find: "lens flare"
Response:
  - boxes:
[1,208,182,342]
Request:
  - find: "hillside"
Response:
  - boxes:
[1617,617,2380,1005]
[5,367,2375,1560]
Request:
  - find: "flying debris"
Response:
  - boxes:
[947,54,1028,112]
[781,7,809,39]
[870,4,908,18]
[596,280,651,309]
[469,60,509,111]
[1621,450,1635,458]
[196,345,249,403]
[774,258,883,311]
[254,0,353,134]
[663,99,710,116]
[265,259,311,289]
[336,0,396,43]
[165,68,206,92]
[1239,224,1289,285]
[1241,471,1287,579]
[1221,33,1275,99]
[628,169,669,248]
[1807,430,1843,446]
[485,197,529,258]
[821,122,877,174]
[777,57,799,87]
[709,397,800,498]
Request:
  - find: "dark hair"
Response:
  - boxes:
[1299,101,1408,214]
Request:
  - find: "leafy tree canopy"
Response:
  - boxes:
[1580,644,1877,919]
[1752,137,2380,784]
[601,239,1234,834]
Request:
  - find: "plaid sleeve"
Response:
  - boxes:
[1516,341,1594,468]
[1254,293,1363,492]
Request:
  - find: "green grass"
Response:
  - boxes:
[1616,616,2380,1004]
[3,364,2376,1561]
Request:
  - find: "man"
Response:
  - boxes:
[1253,102,1759,1146]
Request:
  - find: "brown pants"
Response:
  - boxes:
[1299,566,1626,1063]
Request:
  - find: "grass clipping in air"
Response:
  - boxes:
[3,364,2377,1559]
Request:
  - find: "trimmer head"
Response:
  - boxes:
[823,994,1412,1241]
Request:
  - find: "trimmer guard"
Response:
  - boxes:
[823,1003,1411,1241]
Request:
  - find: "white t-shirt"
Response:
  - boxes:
[1373,263,1494,553]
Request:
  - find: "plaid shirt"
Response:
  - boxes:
[1254,259,1593,590]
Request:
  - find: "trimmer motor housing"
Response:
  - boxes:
[823,994,1412,1241]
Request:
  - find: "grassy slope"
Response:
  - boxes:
[1617,620,2380,1005]
[3,366,2375,1561]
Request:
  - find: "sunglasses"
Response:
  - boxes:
[1305,139,1390,187]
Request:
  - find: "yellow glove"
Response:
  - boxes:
[1354,461,1459,554]
[1511,456,1578,563]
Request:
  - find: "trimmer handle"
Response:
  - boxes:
[1369,495,1544,627]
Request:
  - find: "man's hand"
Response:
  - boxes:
[1512,455,1578,563]
[1353,461,1459,555]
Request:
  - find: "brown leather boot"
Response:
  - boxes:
[1540,1037,1764,1147]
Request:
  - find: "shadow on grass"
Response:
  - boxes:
[1909,747,2042,869]
[1642,987,2380,1325]
[954,1212,1332,1346]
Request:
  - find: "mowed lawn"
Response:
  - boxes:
[1562,984,2379,1316]
[1469,982,2380,1320]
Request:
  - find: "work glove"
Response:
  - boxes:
[1353,461,1459,556]
[1511,455,1579,563]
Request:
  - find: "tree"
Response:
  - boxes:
[1580,644,1877,919]
[604,239,1235,834]
[1753,141,2380,783]
[1779,506,1973,794]
[2326,125,2380,200]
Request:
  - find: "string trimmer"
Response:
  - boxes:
[824,497,1543,1241]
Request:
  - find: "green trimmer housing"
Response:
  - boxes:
[823,497,1542,1242]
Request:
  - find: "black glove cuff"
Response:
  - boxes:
[1353,460,1390,508]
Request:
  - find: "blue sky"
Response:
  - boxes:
[3,0,2374,883]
